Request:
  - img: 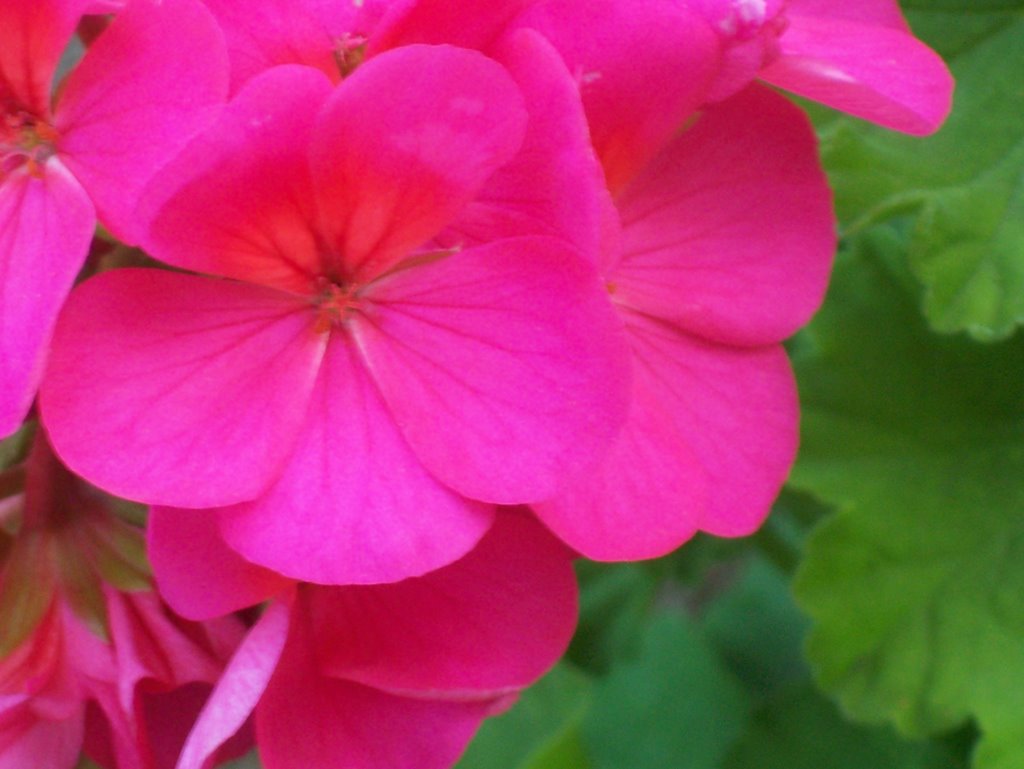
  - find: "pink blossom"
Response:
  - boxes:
[0,0,229,437]
[40,50,631,585]
[145,509,578,769]
[0,431,245,769]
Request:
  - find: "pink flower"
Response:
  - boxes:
[528,83,836,559]
[0,430,245,769]
[145,508,577,769]
[0,0,229,437]
[40,49,630,585]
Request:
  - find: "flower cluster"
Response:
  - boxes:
[0,0,951,767]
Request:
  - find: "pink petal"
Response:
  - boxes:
[140,65,333,294]
[761,14,953,135]
[355,237,632,504]
[40,269,325,507]
[148,506,291,621]
[513,0,720,193]
[200,0,363,91]
[309,44,527,282]
[786,0,910,30]
[217,334,495,586]
[0,701,83,769]
[440,28,605,261]
[54,0,230,242]
[370,0,532,52]
[308,512,577,696]
[611,85,835,347]
[0,162,94,437]
[256,614,493,769]
[0,0,86,116]
[176,599,293,769]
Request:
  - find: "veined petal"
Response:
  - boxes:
[217,334,495,586]
[612,85,835,346]
[40,269,325,507]
[355,237,632,504]
[54,0,230,242]
[148,506,291,622]
[310,44,527,282]
[308,512,577,696]
[0,161,94,438]
[761,14,953,135]
[140,65,333,293]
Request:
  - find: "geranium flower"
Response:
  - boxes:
[144,508,577,769]
[0,430,245,769]
[0,0,228,437]
[40,50,630,585]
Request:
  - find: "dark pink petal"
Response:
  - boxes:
[217,334,495,586]
[148,506,291,621]
[308,512,576,696]
[761,14,953,135]
[371,0,531,52]
[310,45,527,282]
[0,162,94,438]
[54,0,230,242]
[611,85,835,347]
[40,269,325,507]
[200,0,363,91]
[175,599,293,769]
[355,237,632,504]
[140,65,332,293]
[256,614,493,769]
[440,29,605,261]
[0,0,86,115]
[514,0,720,193]
[603,311,796,541]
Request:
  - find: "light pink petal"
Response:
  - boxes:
[0,0,86,115]
[514,0,720,193]
[308,512,576,696]
[761,14,953,135]
[140,65,333,293]
[786,0,909,29]
[256,614,493,769]
[40,269,325,507]
[611,85,835,347]
[0,702,83,769]
[176,599,293,769]
[370,0,531,52]
[217,334,495,586]
[200,0,364,91]
[0,162,94,437]
[54,0,230,242]
[310,44,527,282]
[355,237,631,504]
[149,506,291,621]
[440,28,605,261]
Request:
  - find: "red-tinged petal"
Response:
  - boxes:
[627,311,797,539]
[140,65,333,293]
[200,0,364,91]
[761,15,953,135]
[355,237,632,504]
[0,0,86,115]
[217,334,495,586]
[54,0,230,242]
[308,512,576,696]
[256,615,493,769]
[0,699,83,769]
[514,0,720,193]
[40,269,325,507]
[611,85,835,347]
[149,506,291,621]
[371,0,531,52]
[175,599,293,769]
[0,162,94,438]
[441,29,605,262]
[310,44,527,282]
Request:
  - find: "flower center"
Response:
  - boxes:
[1,99,59,177]
[312,279,361,333]
[332,32,368,78]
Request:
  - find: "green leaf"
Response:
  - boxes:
[817,10,1024,339]
[790,235,1024,769]
[456,664,594,769]
[582,614,751,769]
